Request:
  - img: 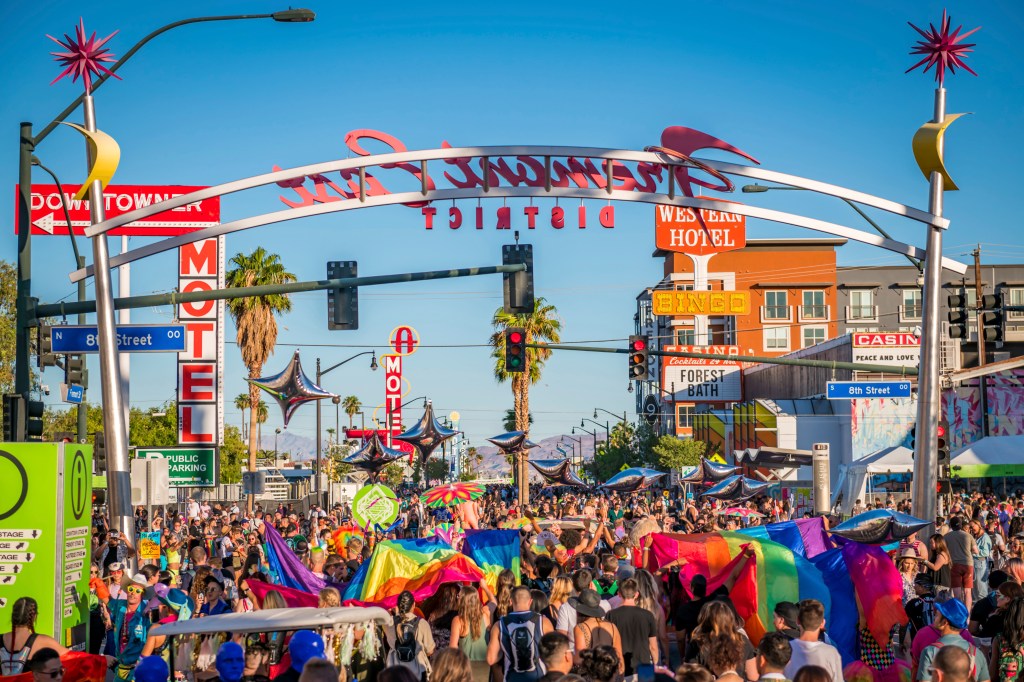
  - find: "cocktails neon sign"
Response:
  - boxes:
[275,126,758,231]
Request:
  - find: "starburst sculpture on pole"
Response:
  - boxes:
[48,19,120,93]
[906,10,980,84]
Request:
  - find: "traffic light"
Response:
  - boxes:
[909,424,916,454]
[3,394,23,442]
[505,327,526,373]
[980,293,1004,344]
[327,261,358,330]
[628,335,649,381]
[24,400,43,442]
[502,244,535,315]
[947,294,968,340]
[94,431,106,474]
[65,354,85,386]
[37,326,57,369]
[937,419,950,467]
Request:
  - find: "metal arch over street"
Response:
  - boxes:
[70,144,968,282]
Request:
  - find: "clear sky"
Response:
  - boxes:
[2,0,1022,448]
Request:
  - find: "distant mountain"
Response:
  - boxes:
[475,434,594,479]
[260,431,317,461]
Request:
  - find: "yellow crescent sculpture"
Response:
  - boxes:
[61,122,120,201]
[912,113,968,191]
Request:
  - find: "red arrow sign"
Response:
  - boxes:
[15,184,220,236]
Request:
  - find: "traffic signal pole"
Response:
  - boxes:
[973,247,989,437]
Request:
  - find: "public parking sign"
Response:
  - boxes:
[135,447,217,488]
[826,381,913,400]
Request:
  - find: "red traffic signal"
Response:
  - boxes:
[631,338,647,352]
[505,327,526,373]
[628,334,649,380]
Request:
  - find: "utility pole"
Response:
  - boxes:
[973,246,989,436]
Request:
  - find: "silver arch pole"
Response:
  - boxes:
[912,87,947,529]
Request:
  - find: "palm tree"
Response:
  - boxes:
[342,395,361,429]
[226,247,296,509]
[502,409,533,433]
[234,393,250,434]
[490,297,561,505]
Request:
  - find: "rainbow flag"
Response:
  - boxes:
[463,529,521,590]
[342,537,484,609]
[734,516,832,558]
[648,531,831,644]
[331,525,365,552]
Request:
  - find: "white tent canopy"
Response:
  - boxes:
[951,435,1024,478]
[151,606,390,637]
[839,446,914,515]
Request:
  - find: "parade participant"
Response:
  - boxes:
[0,597,68,675]
[773,602,801,641]
[577,645,621,682]
[783,600,842,682]
[385,590,435,681]
[448,586,490,680]
[107,563,128,601]
[107,573,154,680]
[971,521,994,600]
[135,656,170,682]
[685,600,757,681]
[916,598,989,682]
[931,646,972,682]
[946,517,978,610]
[199,578,231,617]
[970,570,1009,635]
[989,596,1024,682]
[212,642,245,682]
[429,649,472,682]
[569,588,621,673]
[273,630,324,682]
[677,663,715,682]
[488,586,552,682]
[99,530,137,576]
[978,581,1024,639]
[635,569,670,663]
[757,631,793,681]
[607,578,657,676]
[297,659,338,682]
[88,564,112,655]
[141,588,194,661]
[792,666,831,682]
[537,632,573,682]
[925,535,953,597]
[27,648,63,682]
[546,576,573,625]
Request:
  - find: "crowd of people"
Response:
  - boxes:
[5,484,1024,682]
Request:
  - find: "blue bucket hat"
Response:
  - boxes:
[934,597,969,630]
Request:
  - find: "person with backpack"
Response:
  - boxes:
[385,591,434,682]
[487,586,552,682]
[989,596,1024,681]
[916,598,990,682]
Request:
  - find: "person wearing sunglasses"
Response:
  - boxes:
[199,578,230,617]
[105,573,153,680]
[27,647,63,682]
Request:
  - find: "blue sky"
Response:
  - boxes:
[3,0,1023,447]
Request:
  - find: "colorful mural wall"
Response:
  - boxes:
[850,397,916,459]
[942,369,1024,448]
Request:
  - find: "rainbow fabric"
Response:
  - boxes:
[734,516,832,558]
[463,529,521,590]
[433,522,464,547]
[331,525,365,551]
[342,537,484,608]
[648,531,831,644]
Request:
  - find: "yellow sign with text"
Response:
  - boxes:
[652,291,750,316]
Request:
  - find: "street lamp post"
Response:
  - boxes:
[573,425,598,463]
[316,351,377,505]
[274,427,282,467]
[562,435,583,469]
[15,10,316,554]
[581,417,609,447]
[594,407,628,426]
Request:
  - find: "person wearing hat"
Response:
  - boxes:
[915,598,989,682]
[566,588,622,672]
[140,587,194,661]
[772,601,800,640]
[99,531,137,578]
[107,563,128,601]
[105,573,153,680]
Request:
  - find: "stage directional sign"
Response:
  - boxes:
[826,380,913,400]
[50,324,187,354]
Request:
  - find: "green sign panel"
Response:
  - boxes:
[352,484,399,530]
[136,447,217,487]
[0,443,91,650]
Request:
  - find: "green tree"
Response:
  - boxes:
[220,425,247,484]
[234,393,250,433]
[502,409,533,433]
[0,261,16,397]
[588,420,659,482]
[425,458,450,485]
[652,435,706,471]
[490,298,561,504]
[342,396,361,429]
[382,463,404,488]
[226,247,296,509]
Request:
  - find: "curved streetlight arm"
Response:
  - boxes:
[35,10,315,145]
[401,395,428,408]
[573,425,597,438]
[742,184,921,271]
[594,407,627,423]
[581,417,608,436]
[322,350,376,378]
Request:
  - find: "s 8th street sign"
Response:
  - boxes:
[826,381,913,400]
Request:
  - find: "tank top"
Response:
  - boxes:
[931,554,951,588]
[458,619,489,661]
[0,632,37,676]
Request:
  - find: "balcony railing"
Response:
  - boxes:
[762,305,792,321]
[846,304,878,321]
[800,304,829,320]
[900,304,923,320]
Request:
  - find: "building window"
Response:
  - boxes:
[765,326,790,351]
[848,289,876,320]
[676,404,695,430]
[675,328,696,345]
[801,290,827,319]
[848,326,878,334]
[802,326,827,348]
[1008,288,1024,320]
[764,291,790,320]
[902,289,922,320]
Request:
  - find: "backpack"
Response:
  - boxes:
[927,640,978,680]
[594,576,618,597]
[503,615,539,674]
[996,638,1024,681]
[393,616,420,663]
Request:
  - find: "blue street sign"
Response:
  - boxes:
[50,324,187,354]
[64,384,84,404]
[826,380,913,400]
